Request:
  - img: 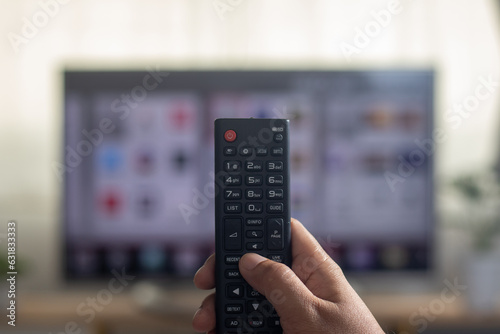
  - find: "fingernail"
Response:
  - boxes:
[241,253,266,271]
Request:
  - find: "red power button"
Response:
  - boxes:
[224,130,237,142]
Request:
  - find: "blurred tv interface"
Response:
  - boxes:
[64,70,434,279]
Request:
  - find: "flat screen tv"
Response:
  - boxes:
[63,69,434,279]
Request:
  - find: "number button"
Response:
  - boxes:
[224,160,241,172]
[246,203,263,214]
[245,189,263,200]
[246,175,263,186]
[224,175,241,186]
[245,161,263,172]
[267,189,283,199]
[266,161,283,172]
[225,189,242,200]
[267,175,283,185]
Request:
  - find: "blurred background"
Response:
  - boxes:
[1,0,500,333]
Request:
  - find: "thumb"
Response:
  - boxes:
[239,253,317,320]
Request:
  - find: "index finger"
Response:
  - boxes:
[193,253,215,290]
[290,218,346,288]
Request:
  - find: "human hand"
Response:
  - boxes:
[193,218,384,333]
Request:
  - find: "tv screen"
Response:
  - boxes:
[63,69,434,279]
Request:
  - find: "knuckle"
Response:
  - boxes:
[323,260,345,280]
[258,261,293,288]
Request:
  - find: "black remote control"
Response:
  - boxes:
[214,118,291,334]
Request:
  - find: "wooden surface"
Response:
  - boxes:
[2,288,500,333]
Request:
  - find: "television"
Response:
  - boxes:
[63,69,434,279]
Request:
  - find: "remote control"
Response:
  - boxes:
[214,118,291,334]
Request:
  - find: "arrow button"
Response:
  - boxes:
[227,284,244,298]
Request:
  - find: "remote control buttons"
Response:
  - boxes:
[246,230,263,238]
[245,189,263,200]
[267,189,283,199]
[223,146,236,156]
[246,218,263,226]
[224,218,242,250]
[269,318,281,327]
[246,203,263,213]
[267,203,284,213]
[245,175,263,186]
[268,254,284,263]
[266,161,283,171]
[225,318,241,328]
[248,286,262,298]
[225,304,243,314]
[267,218,284,250]
[224,175,242,186]
[227,284,244,298]
[224,161,241,172]
[239,146,253,156]
[256,146,268,156]
[225,255,241,264]
[225,269,241,279]
[248,315,264,328]
[271,147,284,156]
[225,189,242,200]
[245,161,263,172]
[246,242,263,250]
[225,203,242,213]
[274,133,284,143]
[224,129,237,142]
[247,300,275,315]
[267,175,283,185]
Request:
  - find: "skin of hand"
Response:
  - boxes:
[193,218,385,334]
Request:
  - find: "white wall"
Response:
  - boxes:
[0,0,499,288]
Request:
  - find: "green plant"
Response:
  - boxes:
[452,168,500,252]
